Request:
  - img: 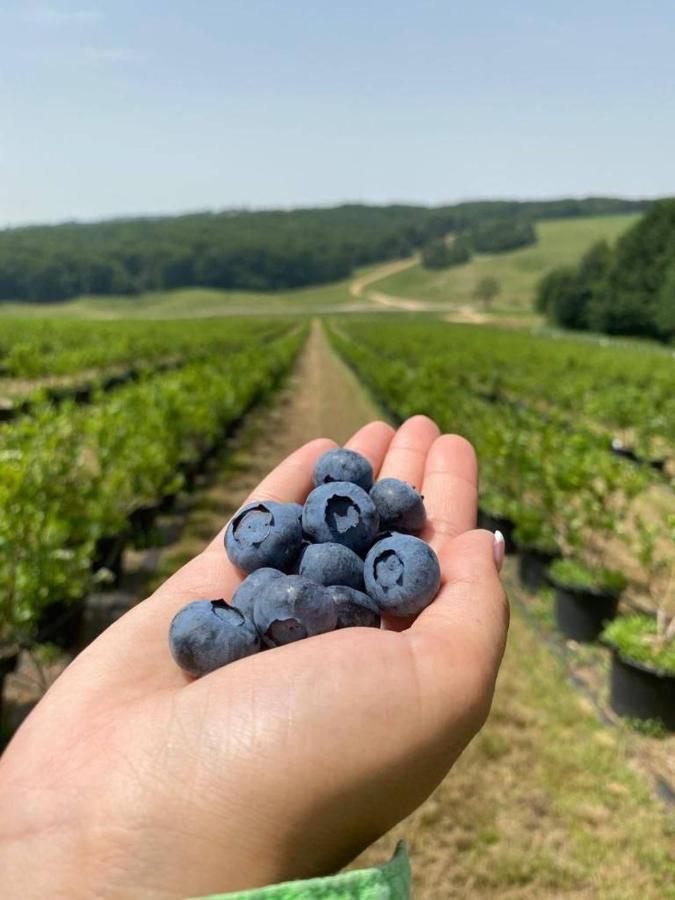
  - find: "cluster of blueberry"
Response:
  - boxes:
[169,448,441,677]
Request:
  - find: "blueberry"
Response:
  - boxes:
[231,567,284,618]
[253,574,337,648]
[169,599,261,677]
[325,585,380,629]
[299,542,364,590]
[288,502,304,523]
[370,478,426,533]
[302,481,379,555]
[225,500,303,573]
[364,533,441,616]
[313,448,374,492]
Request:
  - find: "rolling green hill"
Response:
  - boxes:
[372,214,641,314]
[0,214,643,321]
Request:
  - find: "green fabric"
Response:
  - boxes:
[194,842,411,900]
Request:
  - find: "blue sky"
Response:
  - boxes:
[1,1,675,225]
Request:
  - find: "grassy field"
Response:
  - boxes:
[0,215,640,320]
[0,268,377,320]
[372,214,641,313]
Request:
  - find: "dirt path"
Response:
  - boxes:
[350,257,418,300]
[147,320,383,582]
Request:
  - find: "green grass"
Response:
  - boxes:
[372,214,641,311]
[359,591,675,898]
[0,265,386,320]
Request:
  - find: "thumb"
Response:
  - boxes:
[407,529,510,735]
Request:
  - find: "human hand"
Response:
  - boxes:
[0,416,508,899]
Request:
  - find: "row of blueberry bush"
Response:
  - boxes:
[328,318,672,606]
[0,317,292,381]
[0,323,304,649]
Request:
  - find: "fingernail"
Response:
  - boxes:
[493,531,505,572]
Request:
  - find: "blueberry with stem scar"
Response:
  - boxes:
[225,500,303,573]
[302,481,380,555]
[364,533,441,617]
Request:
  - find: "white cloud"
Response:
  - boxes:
[22,6,103,27]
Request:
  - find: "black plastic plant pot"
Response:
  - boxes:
[648,456,667,473]
[610,441,639,464]
[552,583,619,642]
[158,492,178,514]
[0,405,17,423]
[610,651,675,731]
[477,509,517,555]
[129,501,163,537]
[0,649,19,678]
[92,533,126,586]
[35,597,87,651]
[0,648,19,726]
[517,546,559,592]
[72,385,93,404]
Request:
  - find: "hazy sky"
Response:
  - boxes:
[2,1,675,226]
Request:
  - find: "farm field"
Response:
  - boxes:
[0,318,303,660]
[5,322,671,897]
[0,216,640,322]
[330,318,674,611]
[1,315,673,897]
[369,214,641,316]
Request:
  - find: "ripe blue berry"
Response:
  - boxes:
[253,574,337,648]
[370,478,426,533]
[313,448,374,492]
[302,481,379,555]
[231,567,285,618]
[364,533,441,616]
[288,502,304,523]
[325,584,380,629]
[169,599,261,677]
[225,500,303,573]
[299,542,364,590]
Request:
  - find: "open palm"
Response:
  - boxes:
[0,416,508,899]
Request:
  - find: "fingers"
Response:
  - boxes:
[345,421,396,477]
[377,415,439,488]
[421,434,478,551]
[409,529,509,733]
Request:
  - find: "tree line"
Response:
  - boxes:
[0,198,651,303]
[421,218,537,270]
[536,199,675,342]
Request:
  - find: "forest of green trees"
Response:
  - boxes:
[0,198,649,303]
[536,199,675,341]
[421,217,537,270]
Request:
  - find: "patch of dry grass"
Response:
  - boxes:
[356,566,675,898]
